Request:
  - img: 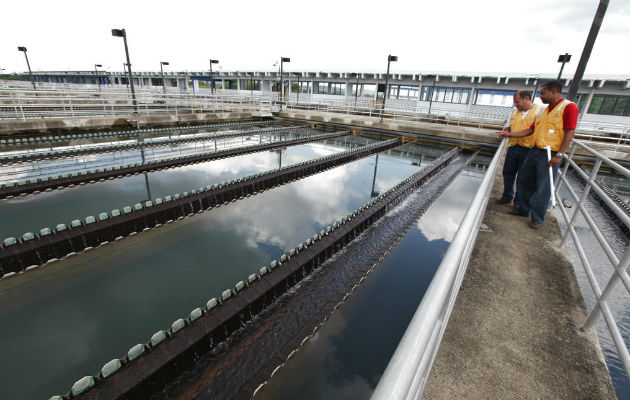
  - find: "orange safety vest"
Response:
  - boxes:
[507,104,543,148]
[534,99,575,151]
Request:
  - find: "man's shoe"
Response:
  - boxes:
[508,208,528,217]
[496,198,512,205]
[529,221,542,229]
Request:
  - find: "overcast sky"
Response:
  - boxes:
[1,0,628,76]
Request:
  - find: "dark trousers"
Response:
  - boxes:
[501,145,531,204]
[516,148,559,224]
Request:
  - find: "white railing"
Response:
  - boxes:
[554,139,630,384]
[370,138,629,400]
[371,140,507,400]
[281,101,630,152]
[0,87,273,120]
[281,95,630,135]
[283,100,506,131]
[2,84,628,147]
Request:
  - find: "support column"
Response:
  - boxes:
[287,79,292,101]
[581,84,596,119]
[261,80,271,93]
[467,83,476,112]
[346,80,352,103]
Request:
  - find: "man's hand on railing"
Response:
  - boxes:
[496,130,510,139]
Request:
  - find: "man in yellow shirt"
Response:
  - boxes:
[497,91,543,205]
[498,80,579,229]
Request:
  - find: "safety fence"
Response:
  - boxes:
[3,85,627,141]
[554,139,630,387]
[0,137,398,275]
[282,101,630,151]
[0,130,349,199]
[53,147,462,399]
[0,124,303,165]
[283,101,507,131]
[371,140,506,400]
[0,88,273,119]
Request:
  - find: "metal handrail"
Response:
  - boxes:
[554,139,630,381]
[0,88,273,120]
[281,102,630,151]
[2,85,628,146]
[371,140,507,400]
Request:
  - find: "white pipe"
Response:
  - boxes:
[546,146,557,208]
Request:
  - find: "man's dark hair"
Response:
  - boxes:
[542,80,563,93]
[516,90,532,100]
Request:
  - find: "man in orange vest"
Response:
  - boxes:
[497,90,543,205]
[498,80,579,229]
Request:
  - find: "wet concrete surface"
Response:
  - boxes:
[423,157,616,400]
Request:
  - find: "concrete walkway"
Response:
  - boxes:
[423,166,616,399]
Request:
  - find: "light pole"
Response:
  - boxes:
[17,46,36,90]
[280,57,290,105]
[557,53,571,80]
[209,59,219,94]
[568,0,609,101]
[160,61,169,94]
[111,29,137,112]
[380,55,397,120]
[123,63,129,89]
[94,64,103,92]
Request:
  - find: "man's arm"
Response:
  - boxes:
[497,128,533,138]
[548,129,574,167]
[548,103,579,167]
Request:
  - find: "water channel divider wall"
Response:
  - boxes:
[0,119,275,146]
[0,130,350,199]
[0,124,303,165]
[0,136,398,276]
[54,146,463,400]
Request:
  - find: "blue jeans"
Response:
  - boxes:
[501,145,530,203]
[516,148,559,224]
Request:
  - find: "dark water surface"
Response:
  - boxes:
[0,128,326,184]
[0,142,447,400]
[0,137,354,239]
[252,170,483,400]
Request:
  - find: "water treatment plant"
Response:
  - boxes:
[1,2,629,398]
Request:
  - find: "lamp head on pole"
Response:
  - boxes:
[17,46,27,52]
[210,59,219,64]
[111,29,125,38]
[95,64,103,68]
[388,55,398,62]
[281,57,290,63]
[161,61,169,66]
[557,53,572,63]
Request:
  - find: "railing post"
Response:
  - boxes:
[561,158,602,245]
[555,145,577,196]
[584,242,630,330]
